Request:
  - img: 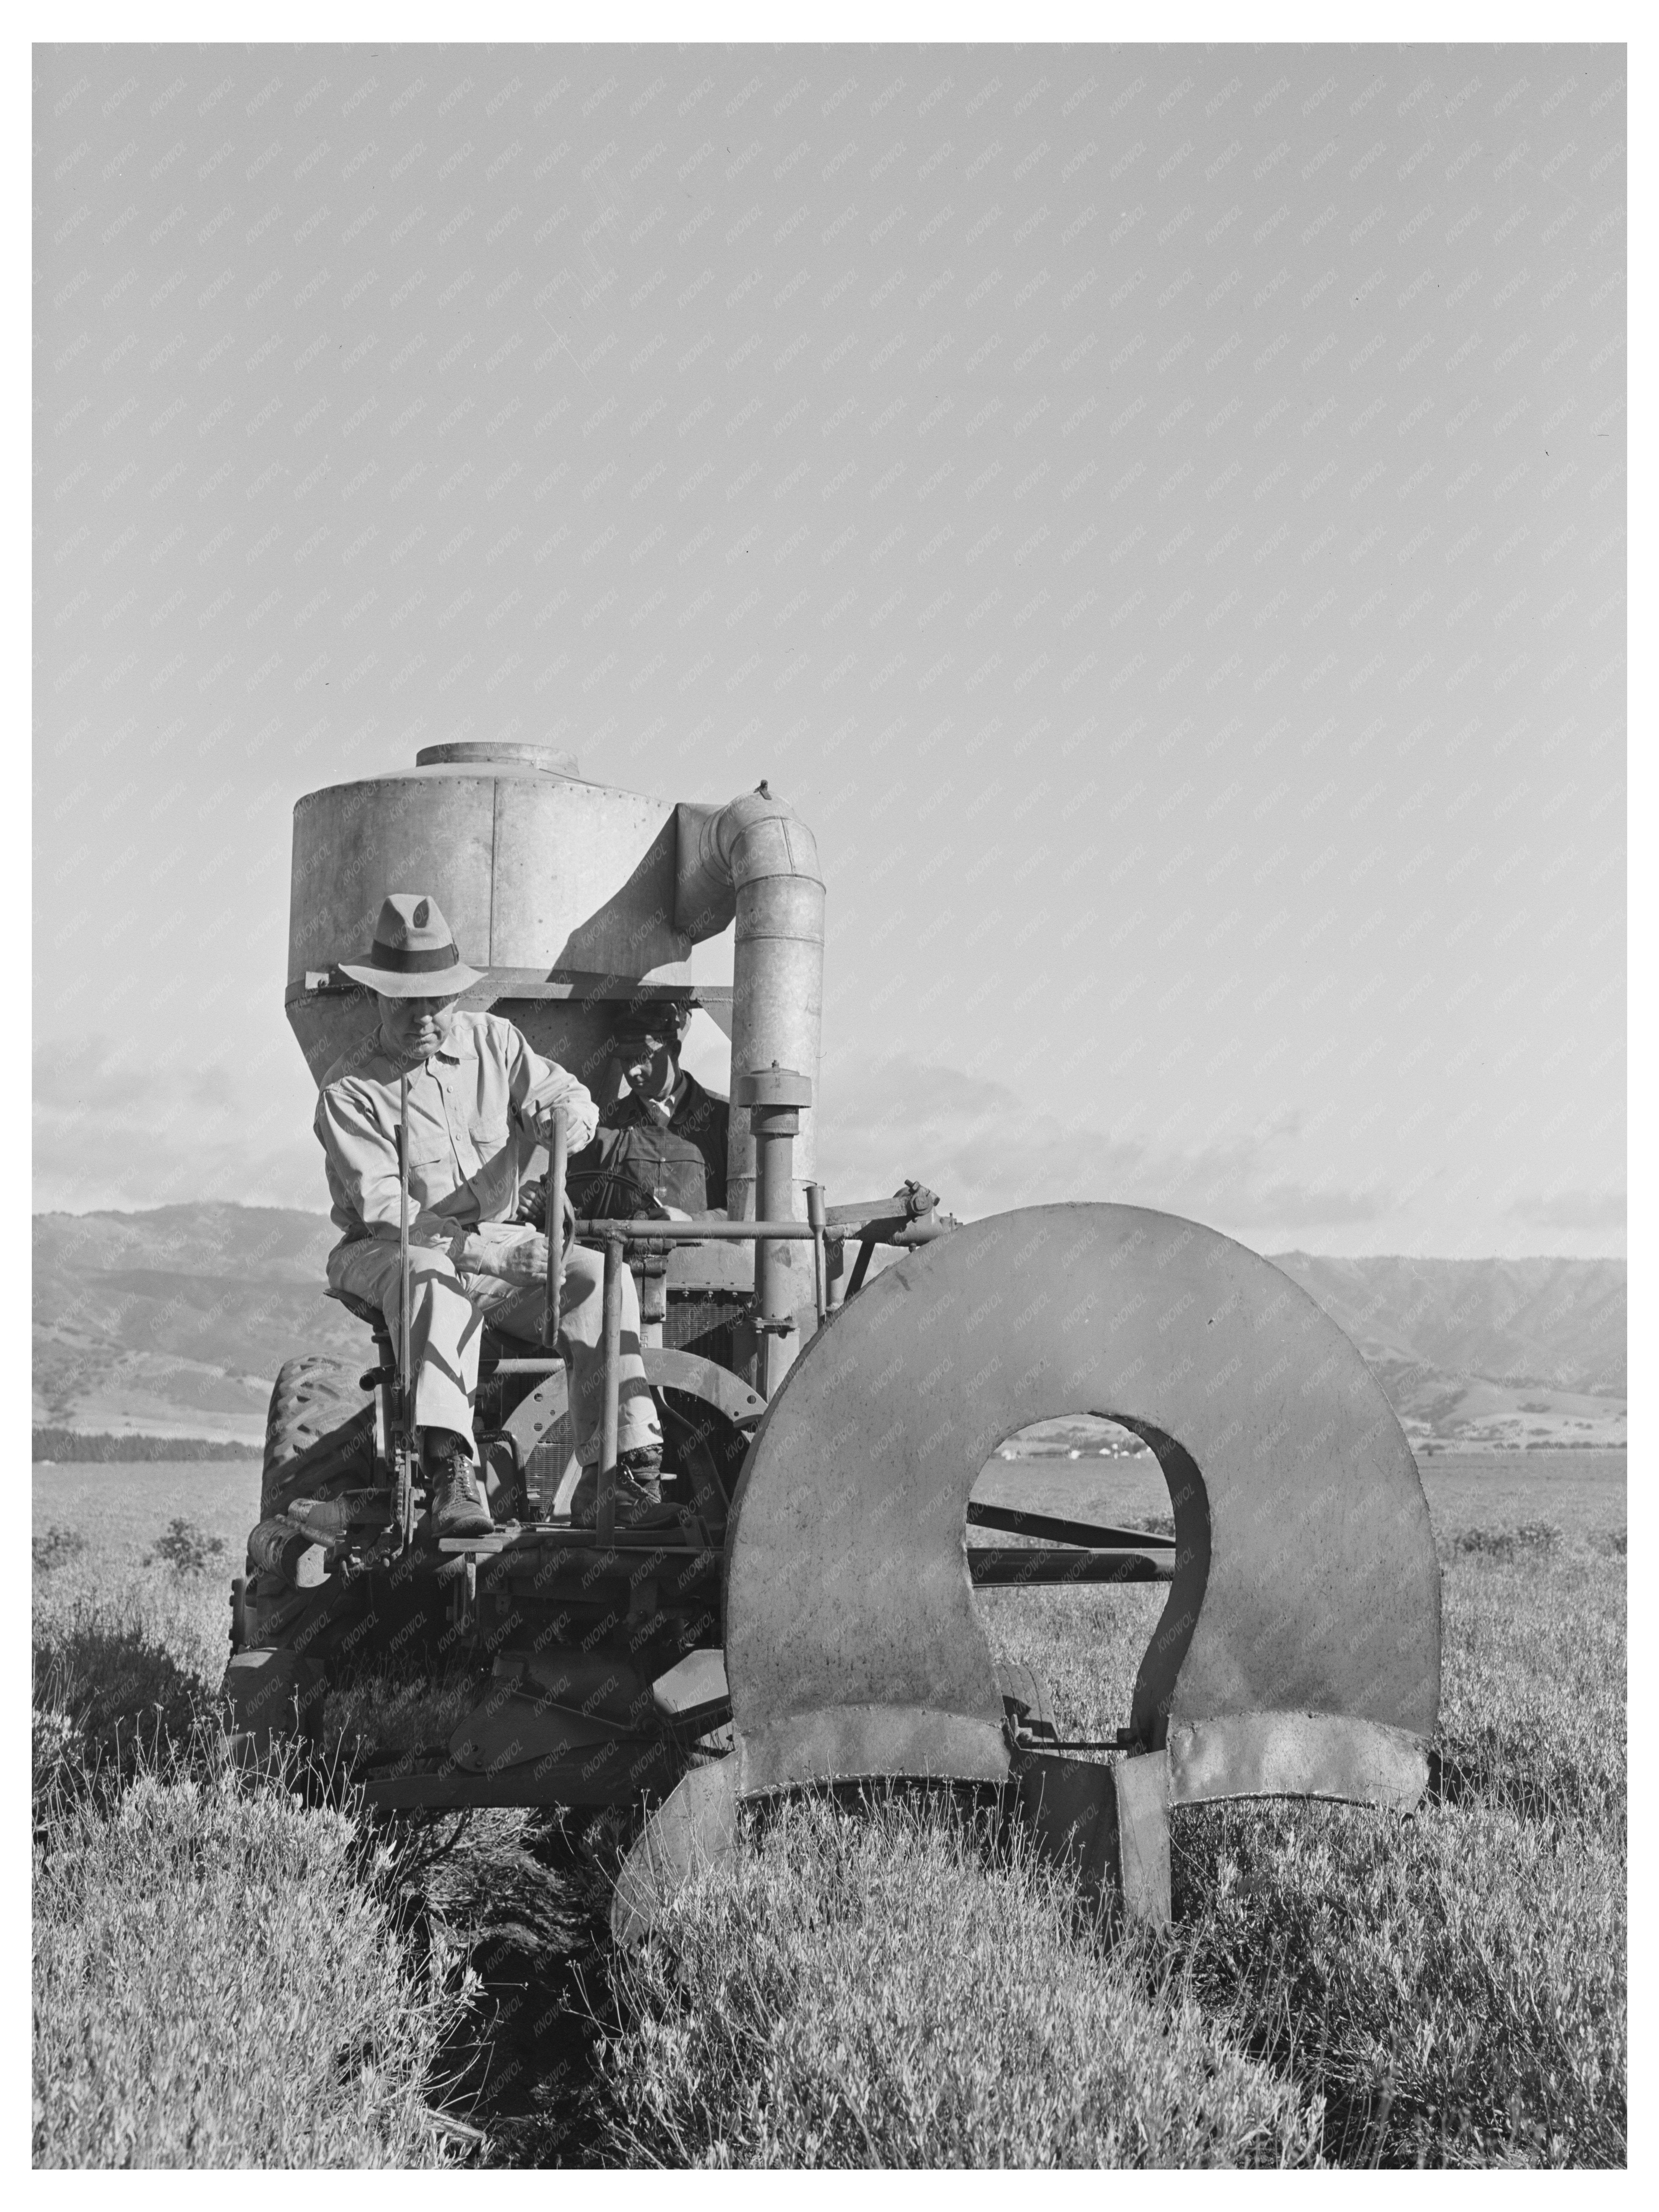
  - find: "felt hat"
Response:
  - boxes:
[338,892,486,997]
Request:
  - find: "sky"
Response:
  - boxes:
[33,39,1626,1254]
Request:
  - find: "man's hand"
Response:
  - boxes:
[533,1095,598,1151]
[511,1184,578,1251]
[503,1231,549,1285]
[469,1224,549,1284]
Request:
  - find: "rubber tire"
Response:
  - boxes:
[261,1353,375,1520]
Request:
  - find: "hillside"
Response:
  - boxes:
[1269,1251,1626,1453]
[32,1204,1626,1448]
[32,1205,358,1443]
[1270,1252,1626,1396]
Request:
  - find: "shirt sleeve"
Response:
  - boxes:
[314,1082,473,1254]
[503,1024,600,1151]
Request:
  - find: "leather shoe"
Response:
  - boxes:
[426,1431,493,1539]
[568,1446,684,1532]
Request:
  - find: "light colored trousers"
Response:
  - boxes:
[328,1238,661,1464]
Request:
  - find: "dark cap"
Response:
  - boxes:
[611,996,697,1045]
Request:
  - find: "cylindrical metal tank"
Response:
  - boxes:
[285,744,825,1332]
[287,742,698,1092]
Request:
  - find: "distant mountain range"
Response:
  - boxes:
[1270,1251,1625,1453]
[32,1204,1626,1450]
[33,1205,357,1444]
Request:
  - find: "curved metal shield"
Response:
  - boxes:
[615,1204,1441,1940]
[723,1203,1439,1807]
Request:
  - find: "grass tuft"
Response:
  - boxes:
[33,1750,468,2168]
[145,1522,231,1575]
[33,1525,89,1573]
[144,1516,229,1576]
[597,1535,1624,2169]
[601,1792,1321,2168]
[33,1579,220,1788]
[32,1563,475,2169]
[1452,1521,1560,1560]
[1169,1786,1623,2166]
[34,1453,1625,2168]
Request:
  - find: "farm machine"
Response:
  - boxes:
[224,742,1441,1938]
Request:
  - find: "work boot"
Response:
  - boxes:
[568,1446,684,1532]
[425,1431,493,1540]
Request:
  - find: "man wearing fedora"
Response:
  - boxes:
[316,891,672,1538]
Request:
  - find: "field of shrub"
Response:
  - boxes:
[32,1451,1625,2168]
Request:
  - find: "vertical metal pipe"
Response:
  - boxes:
[807,1182,828,1329]
[543,1105,567,1349]
[734,1066,811,1395]
[752,1112,795,1321]
[397,1074,412,1430]
[672,789,825,1325]
[726,872,825,1227]
[597,1236,623,1546]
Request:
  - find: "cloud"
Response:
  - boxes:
[1509,1190,1627,1230]
[1213,1182,1387,1228]
[812,1052,1390,1235]
[33,1033,169,1112]
[33,1029,324,1216]
[39,1033,1591,1257]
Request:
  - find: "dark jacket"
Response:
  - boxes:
[568,1070,730,1217]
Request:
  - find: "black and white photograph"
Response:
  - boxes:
[31,16,1629,2171]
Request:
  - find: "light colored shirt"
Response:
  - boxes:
[640,1072,686,1128]
[315,1010,598,1258]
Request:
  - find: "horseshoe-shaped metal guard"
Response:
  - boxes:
[613,1204,1441,1942]
[724,1203,1439,1804]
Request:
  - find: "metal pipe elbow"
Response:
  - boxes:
[673,782,824,943]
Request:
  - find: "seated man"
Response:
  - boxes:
[317,892,672,1537]
[568,998,731,1220]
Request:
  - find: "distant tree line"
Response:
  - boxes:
[33,1428,260,1463]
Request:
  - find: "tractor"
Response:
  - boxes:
[223,742,1441,1939]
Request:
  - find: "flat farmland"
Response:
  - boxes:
[1415,1450,1626,1540]
[33,1446,1625,2168]
[34,1444,1627,1568]
[33,1461,260,1572]
[975,1442,1626,1539]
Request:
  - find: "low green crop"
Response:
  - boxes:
[596,1532,1625,2169]
[31,1571,475,2169]
[31,1473,1626,2169]
[602,1793,1321,2168]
